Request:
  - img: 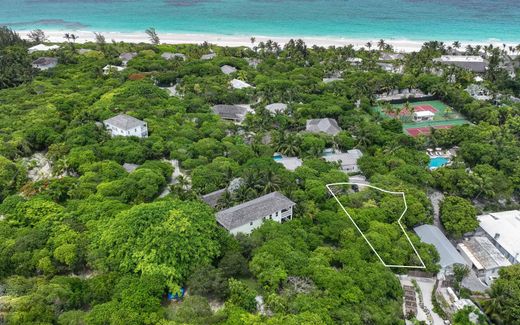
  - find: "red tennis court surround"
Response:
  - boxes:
[413,105,437,113]
[405,125,453,137]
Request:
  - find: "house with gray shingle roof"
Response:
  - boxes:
[103,114,148,138]
[211,104,251,123]
[221,65,237,75]
[32,57,58,70]
[119,52,137,65]
[216,191,295,235]
[306,118,341,136]
[201,52,217,60]
[161,52,186,60]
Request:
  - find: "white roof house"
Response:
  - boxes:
[434,55,488,73]
[230,79,252,89]
[265,103,288,115]
[220,65,237,75]
[415,224,468,275]
[323,149,363,173]
[32,57,58,70]
[413,110,435,121]
[28,44,59,54]
[103,65,126,75]
[216,192,295,235]
[306,118,341,136]
[458,236,511,285]
[477,210,520,264]
[274,156,302,171]
[103,114,148,138]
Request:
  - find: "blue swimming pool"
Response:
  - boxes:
[273,154,283,162]
[429,157,449,169]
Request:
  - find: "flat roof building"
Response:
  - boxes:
[220,65,237,75]
[458,236,511,285]
[216,192,295,235]
[323,149,363,173]
[476,210,520,264]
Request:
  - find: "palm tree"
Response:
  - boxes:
[250,37,256,45]
[145,27,160,45]
[452,41,461,49]
[278,133,301,156]
[63,33,70,42]
[261,170,282,194]
[216,190,234,209]
[365,42,372,50]
[377,39,385,51]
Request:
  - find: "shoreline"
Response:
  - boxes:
[16,29,519,53]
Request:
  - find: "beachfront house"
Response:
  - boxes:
[414,224,468,277]
[28,44,60,54]
[32,57,58,70]
[323,149,363,173]
[119,52,137,65]
[201,53,217,60]
[458,236,511,285]
[103,65,126,75]
[476,210,520,264]
[161,52,186,60]
[216,192,296,235]
[306,118,341,136]
[265,103,288,115]
[434,55,488,73]
[103,114,148,138]
[221,65,237,75]
[211,104,252,123]
[346,57,363,65]
[379,53,405,61]
[230,79,252,89]
[413,111,435,122]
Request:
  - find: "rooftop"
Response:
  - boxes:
[323,149,363,168]
[119,52,137,61]
[28,44,59,53]
[162,52,186,60]
[216,192,295,230]
[265,103,288,114]
[458,237,511,271]
[306,118,341,136]
[414,224,468,268]
[436,55,485,63]
[32,57,58,66]
[103,114,146,130]
[201,53,216,60]
[201,189,226,208]
[211,104,249,122]
[478,210,520,261]
[220,65,237,75]
[414,111,435,117]
[230,79,252,89]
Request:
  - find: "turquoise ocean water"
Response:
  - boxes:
[1,0,520,42]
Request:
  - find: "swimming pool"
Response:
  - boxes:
[273,154,283,162]
[429,157,449,169]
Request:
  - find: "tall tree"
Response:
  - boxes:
[145,27,160,45]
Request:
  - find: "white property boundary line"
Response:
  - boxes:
[326,182,426,269]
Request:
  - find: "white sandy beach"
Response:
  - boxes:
[17,29,518,53]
